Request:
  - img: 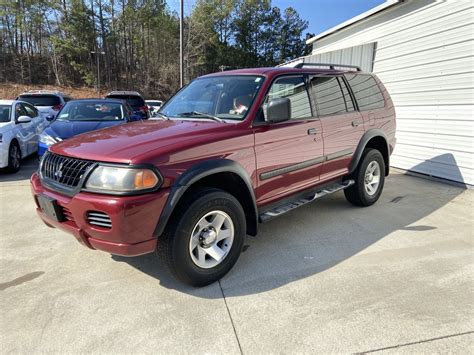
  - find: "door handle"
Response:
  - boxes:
[351,120,362,127]
[307,128,317,135]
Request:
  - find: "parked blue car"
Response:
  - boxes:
[38,99,142,156]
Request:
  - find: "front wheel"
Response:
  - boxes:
[6,142,21,173]
[345,148,385,206]
[158,188,246,287]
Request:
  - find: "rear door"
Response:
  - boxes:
[309,74,365,181]
[254,75,324,205]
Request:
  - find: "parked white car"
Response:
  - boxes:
[16,90,72,119]
[146,99,163,117]
[0,100,48,172]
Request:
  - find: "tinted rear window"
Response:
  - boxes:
[345,74,385,111]
[107,95,144,108]
[310,76,347,116]
[18,95,61,107]
[0,105,11,122]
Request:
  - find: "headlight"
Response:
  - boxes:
[39,132,61,146]
[85,166,161,193]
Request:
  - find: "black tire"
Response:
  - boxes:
[344,148,385,207]
[157,188,246,287]
[6,141,21,173]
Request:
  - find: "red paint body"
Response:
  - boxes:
[31,67,396,256]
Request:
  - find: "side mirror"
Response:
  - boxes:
[46,114,55,121]
[17,115,32,124]
[266,98,291,123]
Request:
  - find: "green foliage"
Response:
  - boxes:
[1,0,310,97]
[191,0,308,72]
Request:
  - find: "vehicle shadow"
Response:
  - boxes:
[112,154,468,297]
[0,155,39,183]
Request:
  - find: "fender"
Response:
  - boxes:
[348,129,390,176]
[154,159,258,237]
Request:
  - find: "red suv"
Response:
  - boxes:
[31,64,396,286]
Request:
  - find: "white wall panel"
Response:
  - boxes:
[306,43,376,72]
[306,0,474,185]
[396,118,474,136]
[383,72,474,92]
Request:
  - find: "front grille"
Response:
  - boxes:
[87,211,112,229]
[41,152,94,188]
[61,206,74,223]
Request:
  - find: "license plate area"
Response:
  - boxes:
[37,194,65,222]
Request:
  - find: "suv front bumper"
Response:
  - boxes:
[31,172,170,256]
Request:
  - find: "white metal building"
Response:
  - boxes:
[301,0,474,186]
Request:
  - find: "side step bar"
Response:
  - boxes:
[259,180,355,223]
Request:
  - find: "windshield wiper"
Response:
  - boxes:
[157,112,170,120]
[178,111,224,122]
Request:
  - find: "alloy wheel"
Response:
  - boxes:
[189,210,234,269]
[10,145,20,170]
[364,160,380,196]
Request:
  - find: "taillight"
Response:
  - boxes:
[139,105,149,112]
[52,104,62,111]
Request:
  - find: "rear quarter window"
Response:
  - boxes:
[345,74,385,111]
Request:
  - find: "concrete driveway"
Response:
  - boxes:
[1,157,473,353]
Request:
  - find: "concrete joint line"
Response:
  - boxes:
[356,330,474,354]
[218,280,244,355]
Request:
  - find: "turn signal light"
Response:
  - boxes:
[134,169,159,189]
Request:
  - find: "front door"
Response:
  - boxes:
[21,103,42,154]
[309,75,365,181]
[254,75,324,206]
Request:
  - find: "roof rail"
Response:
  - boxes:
[294,62,361,71]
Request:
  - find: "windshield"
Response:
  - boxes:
[160,75,264,121]
[147,101,162,106]
[57,102,125,121]
[0,105,11,122]
[107,95,145,108]
[18,95,61,107]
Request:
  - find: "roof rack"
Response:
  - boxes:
[22,89,65,95]
[294,62,361,71]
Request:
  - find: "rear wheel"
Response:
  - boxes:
[158,188,246,287]
[345,149,385,206]
[6,142,21,173]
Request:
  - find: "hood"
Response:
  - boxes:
[50,119,234,164]
[47,119,124,140]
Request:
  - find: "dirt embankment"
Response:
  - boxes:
[0,83,107,100]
